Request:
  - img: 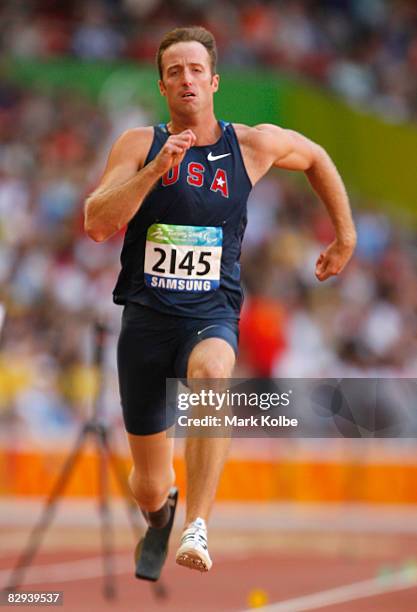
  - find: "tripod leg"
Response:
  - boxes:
[5,426,88,591]
[96,428,116,600]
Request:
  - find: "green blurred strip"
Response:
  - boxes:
[4,58,416,216]
[281,81,417,217]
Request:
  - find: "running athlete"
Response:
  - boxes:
[84,26,356,577]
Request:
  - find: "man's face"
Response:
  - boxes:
[159,41,219,115]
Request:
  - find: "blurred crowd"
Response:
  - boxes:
[240,178,417,379]
[1,0,417,441]
[1,0,417,122]
[1,78,416,442]
[0,80,124,441]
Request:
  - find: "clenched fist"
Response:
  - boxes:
[153,129,197,176]
[315,237,356,282]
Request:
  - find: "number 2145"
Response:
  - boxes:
[152,249,211,276]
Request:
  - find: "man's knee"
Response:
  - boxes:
[189,359,230,380]
[129,468,175,512]
[187,338,235,382]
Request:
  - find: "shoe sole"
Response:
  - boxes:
[176,549,212,572]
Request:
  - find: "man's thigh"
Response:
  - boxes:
[117,303,178,435]
[185,336,236,439]
[174,319,239,381]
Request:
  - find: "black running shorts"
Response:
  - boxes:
[117,302,239,435]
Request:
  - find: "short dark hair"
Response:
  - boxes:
[157,26,217,79]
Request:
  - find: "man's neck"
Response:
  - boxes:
[167,113,221,146]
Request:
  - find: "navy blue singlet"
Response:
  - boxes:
[113,121,252,319]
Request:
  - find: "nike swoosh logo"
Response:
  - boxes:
[207,152,231,161]
[197,324,220,335]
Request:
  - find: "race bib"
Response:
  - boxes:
[144,224,223,292]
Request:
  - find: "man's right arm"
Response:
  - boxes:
[84,127,156,242]
[84,127,196,242]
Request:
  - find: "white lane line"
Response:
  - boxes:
[0,553,132,586]
[0,549,249,588]
[241,572,417,612]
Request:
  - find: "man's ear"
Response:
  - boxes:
[211,74,220,93]
[158,79,166,96]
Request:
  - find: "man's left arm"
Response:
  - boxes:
[253,124,357,282]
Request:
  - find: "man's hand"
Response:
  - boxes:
[315,238,356,282]
[153,129,196,175]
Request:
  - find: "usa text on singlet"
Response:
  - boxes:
[113,121,252,319]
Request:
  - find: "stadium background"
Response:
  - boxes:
[1,0,417,610]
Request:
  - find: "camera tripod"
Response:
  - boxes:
[4,321,167,600]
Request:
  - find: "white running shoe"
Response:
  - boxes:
[175,517,212,572]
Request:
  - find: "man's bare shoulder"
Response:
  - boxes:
[232,123,250,138]
[108,126,155,169]
[118,125,154,139]
[114,126,154,151]
[232,123,254,148]
[231,123,276,185]
[233,122,285,148]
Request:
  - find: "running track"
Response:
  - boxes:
[2,503,417,611]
